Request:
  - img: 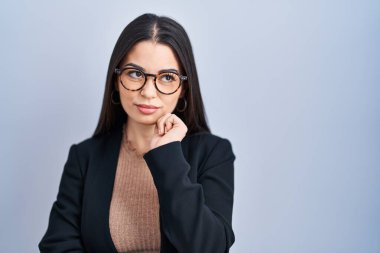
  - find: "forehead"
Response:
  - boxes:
[122,40,180,72]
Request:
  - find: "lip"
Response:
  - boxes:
[136,104,160,109]
[135,104,160,115]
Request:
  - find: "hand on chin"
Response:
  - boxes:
[148,113,188,151]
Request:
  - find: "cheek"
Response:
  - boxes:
[119,92,135,112]
[162,97,181,113]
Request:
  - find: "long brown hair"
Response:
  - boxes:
[92,13,210,137]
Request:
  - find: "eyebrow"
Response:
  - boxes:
[123,63,180,74]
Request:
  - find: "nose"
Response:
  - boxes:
[140,76,157,98]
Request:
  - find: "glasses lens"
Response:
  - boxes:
[156,72,181,94]
[120,69,145,90]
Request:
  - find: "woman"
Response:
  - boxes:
[39,13,236,253]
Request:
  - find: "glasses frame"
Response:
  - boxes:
[114,67,188,95]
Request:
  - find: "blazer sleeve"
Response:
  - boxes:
[38,144,85,253]
[143,138,236,253]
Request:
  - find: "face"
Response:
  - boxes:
[116,40,184,126]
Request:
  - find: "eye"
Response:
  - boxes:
[160,73,177,82]
[126,69,144,79]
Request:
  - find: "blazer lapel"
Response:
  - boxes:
[82,124,123,253]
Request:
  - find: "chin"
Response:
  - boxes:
[130,113,160,125]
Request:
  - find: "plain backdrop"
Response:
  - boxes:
[0,0,379,252]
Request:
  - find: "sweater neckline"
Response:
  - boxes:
[122,123,146,158]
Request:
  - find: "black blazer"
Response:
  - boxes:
[38,123,236,253]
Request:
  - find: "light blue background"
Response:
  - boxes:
[1,0,379,252]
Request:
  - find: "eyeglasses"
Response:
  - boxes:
[114,67,188,95]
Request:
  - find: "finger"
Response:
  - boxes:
[158,113,171,134]
[163,114,176,133]
[164,115,175,133]
[157,113,172,134]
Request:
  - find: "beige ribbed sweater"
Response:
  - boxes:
[109,123,161,253]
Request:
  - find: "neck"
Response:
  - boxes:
[125,118,155,154]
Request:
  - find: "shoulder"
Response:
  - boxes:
[182,132,236,163]
[71,134,105,153]
[184,131,234,149]
[69,129,121,161]
[69,129,235,163]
